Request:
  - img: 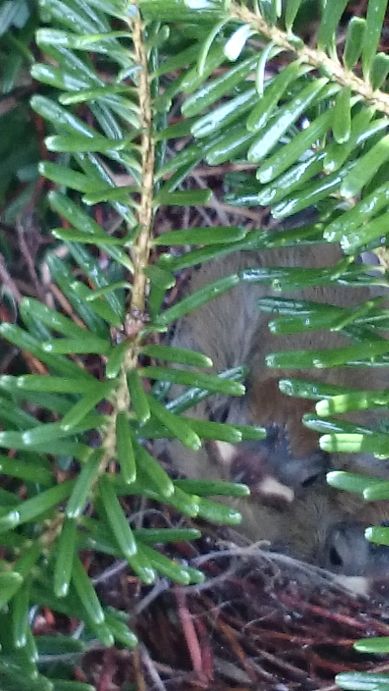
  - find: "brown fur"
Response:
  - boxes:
[166,243,389,575]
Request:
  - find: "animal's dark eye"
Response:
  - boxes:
[218,408,229,424]
[298,451,328,489]
[329,546,343,568]
[264,424,282,446]
[301,472,321,488]
[210,404,229,424]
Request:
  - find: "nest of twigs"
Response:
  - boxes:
[77,507,389,691]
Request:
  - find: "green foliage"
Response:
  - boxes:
[0,0,388,688]
[0,0,39,207]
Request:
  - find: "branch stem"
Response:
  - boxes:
[128,8,155,319]
[232,3,389,116]
[102,3,155,465]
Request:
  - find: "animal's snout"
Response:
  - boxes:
[225,426,329,497]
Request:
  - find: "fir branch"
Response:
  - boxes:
[102,3,155,465]
[232,3,389,116]
[127,4,155,319]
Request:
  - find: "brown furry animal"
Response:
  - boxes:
[166,242,389,578]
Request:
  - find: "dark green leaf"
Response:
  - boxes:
[147,393,201,450]
[326,471,381,496]
[341,134,389,198]
[157,274,240,325]
[127,370,150,424]
[0,454,53,485]
[266,341,389,369]
[196,496,242,525]
[133,441,174,498]
[66,452,102,519]
[333,87,351,144]
[138,542,203,585]
[135,527,201,544]
[258,110,331,183]
[141,344,213,368]
[362,0,387,79]
[116,412,136,484]
[155,189,212,206]
[354,637,389,654]
[318,0,349,52]
[175,479,249,497]
[0,572,23,609]
[0,480,74,532]
[248,78,328,161]
[139,366,245,397]
[99,476,137,558]
[42,336,111,356]
[343,17,365,69]
[61,385,113,430]
[11,580,30,648]
[54,518,77,598]
[72,556,105,625]
[247,61,307,133]
[183,54,257,117]
[336,671,389,690]
[103,609,138,649]
[191,86,257,139]
[154,226,246,246]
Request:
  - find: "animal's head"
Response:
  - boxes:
[212,376,389,583]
